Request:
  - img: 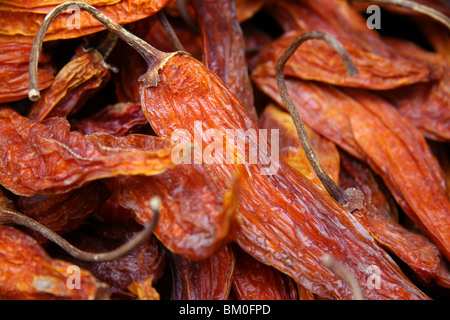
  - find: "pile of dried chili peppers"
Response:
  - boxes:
[0,0,449,300]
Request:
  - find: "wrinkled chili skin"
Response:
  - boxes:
[0,0,173,43]
[0,42,53,103]
[193,0,257,121]
[105,163,240,261]
[260,0,436,90]
[15,181,110,243]
[0,225,99,300]
[168,244,235,300]
[139,53,428,299]
[232,248,298,300]
[339,152,450,287]
[28,47,111,121]
[0,107,176,196]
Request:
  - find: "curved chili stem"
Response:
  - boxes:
[29,1,174,101]
[157,10,186,52]
[0,197,161,262]
[95,31,119,60]
[350,0,450,30]
[276,31,363,212]
[321,254,364,300]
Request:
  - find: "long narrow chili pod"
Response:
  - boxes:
[192,0,258,121]
[28,2,429,299]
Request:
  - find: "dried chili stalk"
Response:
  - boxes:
[0,188,161,263]
[113,14,201,104]
[28,2,430,299]
[167,245,235,300]
[275,30,363,211]
[259,104,341,190]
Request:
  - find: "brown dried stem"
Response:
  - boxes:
[350,0,450,30]
[275,31,364,212]
[157,10,186,52]
[29,1,176,101]
[95,31,119,60]
[0,196,161,262]
[321,254,364,300]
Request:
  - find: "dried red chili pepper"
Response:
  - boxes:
[105,167,241,260]
[0,0,173,43]
[70,102,149,136]
[231,248,298,300]
[167,244,235,300]
[257,97,450,286]
[339,152,450,287]
[15,181,109,243]
[0,107,177,196]
[259,99,449,288]
[27,38,115,121]
[381,78,450,142]
[193,0,258,121]
[0,42,53,103]
[28,2,431,299]
[377,38,449,142]
[0,212,105,299]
